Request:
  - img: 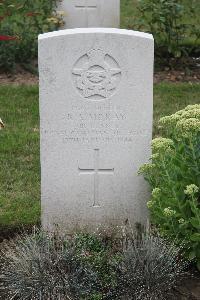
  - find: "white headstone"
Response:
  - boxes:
[57,0,120,29]
[39,28,154,233]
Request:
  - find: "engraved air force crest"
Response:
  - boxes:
[72,49,121,100]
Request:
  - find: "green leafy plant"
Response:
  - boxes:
[0,0,63,71]
[136,0,200,63]
[72,233,121,300]
[139,104,200,270]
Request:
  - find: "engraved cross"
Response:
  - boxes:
[79,149,114,207]
[74,0,98,27]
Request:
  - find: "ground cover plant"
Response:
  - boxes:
[0,230,99,300]
[0,229,187,300]
[0,83,200,230]
[139,104,200,270]
[0,230,120,300]
[118,233,187,300]
[0,0,63,71]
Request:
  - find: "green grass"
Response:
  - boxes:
[0,86,40,228]
[0,83,200,228]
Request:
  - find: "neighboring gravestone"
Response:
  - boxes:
[57,0,120,29]
[39,28,154,233]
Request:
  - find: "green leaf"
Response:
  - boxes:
[190,218,200,229]
[188,251,196,260]
[174,50,182,58]
[190,233,200,242]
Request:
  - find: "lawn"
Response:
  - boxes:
[0,83,200,229]
[0,86,40,228]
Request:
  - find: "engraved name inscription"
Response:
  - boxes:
[42,104,149,144]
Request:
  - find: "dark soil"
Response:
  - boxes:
[154,68,200,84]
[0,68,38,85]
[0,64,200,85]
[0,225,35,243]
[172,272,200,300]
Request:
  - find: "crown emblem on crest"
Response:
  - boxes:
[87,49,105,65]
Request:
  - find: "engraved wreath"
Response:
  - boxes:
[72,48,121,100]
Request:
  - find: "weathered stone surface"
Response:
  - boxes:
[57,0,120,29]
[39,28,154,233]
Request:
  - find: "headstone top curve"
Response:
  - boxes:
[38,28,153,41]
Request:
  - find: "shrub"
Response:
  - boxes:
[0,229,188,300]
[0,230,98,300]
[135,0,200,63]
[118,233,187,300]
[0,0,63,71]
[0,230,121,300]
[139,104,200,270]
